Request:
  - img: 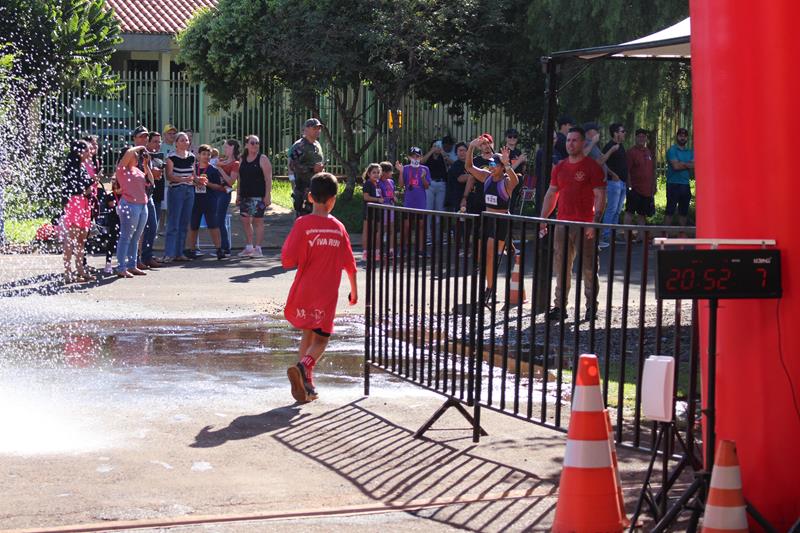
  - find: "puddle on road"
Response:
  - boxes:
[0,316,411,456]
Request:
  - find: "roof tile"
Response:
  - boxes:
[107,0,218,35]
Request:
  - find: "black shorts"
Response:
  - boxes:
[625,189,655,217]
[312,328,331,338]
[484,216,510,240]
[665,183,692,216]
[190,193,219,230]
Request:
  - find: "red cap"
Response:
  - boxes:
[482,133,494,145]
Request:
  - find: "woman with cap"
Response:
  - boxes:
[395,146,430,255]
[465,135,519,304]
[115,146,150,278]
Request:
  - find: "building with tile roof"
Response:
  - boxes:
[107,0,217,73]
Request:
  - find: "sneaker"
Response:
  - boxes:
[547,307,566,321]
[216,248,225,260]
[251,246,263,258]
[237,247,254,257]
[287,363,317,403]
[598,241,610,250]
[103,263,114,275]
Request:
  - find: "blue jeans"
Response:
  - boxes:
[602,179,626,241]
[165,185,194,257]
[140,196,158,262]
[426,180,447,239]
[116,199,148,272]
[216,192,232,252]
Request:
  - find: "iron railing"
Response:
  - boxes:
[364,203,701,457]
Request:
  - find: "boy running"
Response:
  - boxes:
[283,173,358,403]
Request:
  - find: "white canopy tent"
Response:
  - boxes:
[551,18,690,61]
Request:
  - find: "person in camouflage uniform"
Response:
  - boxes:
[289,118,325,216]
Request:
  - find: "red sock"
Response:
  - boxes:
[300,355,316,384]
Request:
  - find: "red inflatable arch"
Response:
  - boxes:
[691,1,800,529]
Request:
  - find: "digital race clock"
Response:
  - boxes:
[655,249,782,300]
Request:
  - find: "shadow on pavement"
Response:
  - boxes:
[190,405,306,448]
[0,271,120,298]
[272,400,560,531]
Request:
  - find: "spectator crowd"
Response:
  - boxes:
[57,115,694,307]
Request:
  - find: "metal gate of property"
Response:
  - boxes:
[363,203,702,458]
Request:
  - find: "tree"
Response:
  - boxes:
[178,0,532,198]
[0,0,123,244]
[0,0,123,99]
[525,1,691,134]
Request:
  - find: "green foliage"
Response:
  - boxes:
[178,0,534,196]
[526,1,691,134]
[271,179,364,233]
[0,0,123,98]
[4,217,49,244]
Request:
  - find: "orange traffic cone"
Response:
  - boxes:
[701,440,748,532]
[604,410,631,528]
[508,253,527,305]
[552,354,625,533]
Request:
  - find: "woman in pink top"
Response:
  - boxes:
[115,146,149,278]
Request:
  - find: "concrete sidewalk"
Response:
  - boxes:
[0,251,686,532]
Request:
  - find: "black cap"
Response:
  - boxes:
[409,146,423,156]
[557,115,575,127]
[635,128,649,136]
[582,122,600,133]
[676,127,689,135]
[304,118,323,128]
[132,125,149,137]
[505,128,519,137]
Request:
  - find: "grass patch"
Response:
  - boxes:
[271,179,365,233]
[563,356,694,412]
[5,217,48,244]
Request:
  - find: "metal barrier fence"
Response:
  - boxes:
[364,203,701,457]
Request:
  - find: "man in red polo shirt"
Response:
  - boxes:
[623,128,656,231]
[539,126,607,321]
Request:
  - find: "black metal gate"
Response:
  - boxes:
[364,204,701,457]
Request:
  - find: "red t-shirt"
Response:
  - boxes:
[550,156,605,222]
[282,214,357,333]
[626,145,655,197]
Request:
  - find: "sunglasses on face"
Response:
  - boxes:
[488,160,498,167]
[507,135,518,139]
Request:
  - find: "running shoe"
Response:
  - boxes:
[547,307,566,321]
[251,246,263,258]
[296,362,318,399]
[237,248,254,257]
[287,363,318,403]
